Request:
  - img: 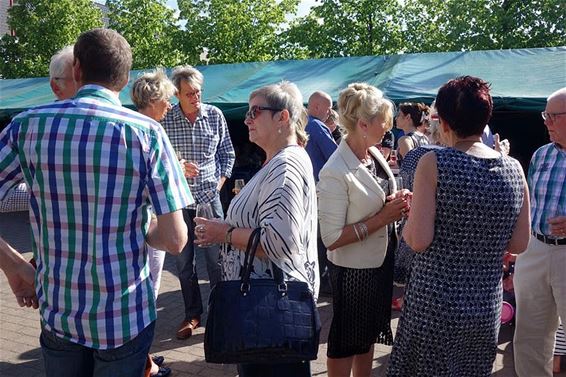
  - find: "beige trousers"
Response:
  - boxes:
[513,237,566,377]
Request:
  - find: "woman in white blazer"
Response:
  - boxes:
[318,83,410,377]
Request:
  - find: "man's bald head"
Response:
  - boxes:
[307,91,333,122]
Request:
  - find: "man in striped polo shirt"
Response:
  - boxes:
[514,87,566,377]
[0,28,193,377]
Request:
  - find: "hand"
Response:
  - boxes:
[381,196,410,223]
[548,216,566,238]
[6,262,38,309]
[180,160,199,178]
[194,217,229,246]
[494,133,510,155]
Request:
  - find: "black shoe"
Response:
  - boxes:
[151,355,165,366]
[151,366,171,377]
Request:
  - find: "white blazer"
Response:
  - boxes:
[317,140,397,269]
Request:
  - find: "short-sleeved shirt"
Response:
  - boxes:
[0,85,193,349]
[528,142,566,237]
[161,103,235,207]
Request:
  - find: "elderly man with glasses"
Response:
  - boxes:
[161,65,235,340]
[514,87,566,377]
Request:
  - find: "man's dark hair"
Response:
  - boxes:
[74,28,132,91]
[435,76,493,138]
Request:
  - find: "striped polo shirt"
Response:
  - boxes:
[0,85,193,349]
[528,142,566,237]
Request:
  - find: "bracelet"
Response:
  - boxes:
[224,226,236,244]
[353,223,362,242]
[358,222,369,241]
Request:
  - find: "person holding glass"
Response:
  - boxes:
[387,76,530,376]
[194,81,319,377]
[131,68,178,377]
[317,83,409,377]
[161,65,235,340]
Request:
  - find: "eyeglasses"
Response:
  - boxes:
[246,105,283,120]
[541,111,566,122]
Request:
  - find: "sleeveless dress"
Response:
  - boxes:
[387,148,524,377]
[397,132,429,167]
[393,145,443,285]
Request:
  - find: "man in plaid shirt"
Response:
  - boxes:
[514,87,566,377]
[0,29,193,377]
[162,65,235,340]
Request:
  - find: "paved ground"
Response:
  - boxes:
[1,211,565,376]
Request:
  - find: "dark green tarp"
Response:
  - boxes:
[1,46,565,119]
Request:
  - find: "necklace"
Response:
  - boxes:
[453,139,481,149]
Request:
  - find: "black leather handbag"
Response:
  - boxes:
[204,228,321,364]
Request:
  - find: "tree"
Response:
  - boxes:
[401,0,565,52]
[106,0,192,70]
[0,0,102,79]
[283,0,404,59]
[177,0,300,64]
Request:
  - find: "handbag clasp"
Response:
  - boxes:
[277,282,288,296]
[240,282,250,295]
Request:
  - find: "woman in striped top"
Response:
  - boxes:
[195,81,319,376]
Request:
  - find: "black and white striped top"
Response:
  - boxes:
[221,145,319,298]
[556,323,566,356]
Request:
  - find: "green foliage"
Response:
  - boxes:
[177,0,300,64]
[0,0,102,78]
[1,0,563,79]
[106,0,193,70]
[283,0,404,59]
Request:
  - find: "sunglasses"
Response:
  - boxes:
[246,105,283,120]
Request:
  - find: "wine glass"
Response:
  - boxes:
[233,179,245,195]
[195,202,214,247]
[395,177,404,192]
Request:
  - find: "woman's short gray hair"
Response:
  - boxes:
[338,82,394,137]
[49,45,74,80]
[249,81,309,146]
[170,65,204,91]
[131,68,176,110]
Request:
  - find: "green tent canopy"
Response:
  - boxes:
[1,46,564,119]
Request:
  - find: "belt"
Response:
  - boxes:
[532,231,566,246]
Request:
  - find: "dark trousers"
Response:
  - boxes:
[317,222,331,293]
[176,195,223,320]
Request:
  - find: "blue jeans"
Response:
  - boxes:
[40,321,155,377]
[176,194,223,319]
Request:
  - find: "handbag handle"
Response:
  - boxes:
[240,228,287,295]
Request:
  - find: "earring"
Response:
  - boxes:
[278,128,282,134]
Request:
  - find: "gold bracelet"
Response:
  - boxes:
[225,226,236,244]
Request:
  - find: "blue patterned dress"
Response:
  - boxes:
[394,145,443,285]
[387,148,524,377]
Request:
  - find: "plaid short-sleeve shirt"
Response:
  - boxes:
[528,142,566,237]
[0,85,193,349]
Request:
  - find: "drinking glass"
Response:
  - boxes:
[196,202,214,220]
[395,177,404,192]
[233,179,245,195]
[195,203,214,247]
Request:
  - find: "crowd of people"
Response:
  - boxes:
[0,27,565,377]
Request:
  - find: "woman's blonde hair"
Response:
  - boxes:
[131,68,176,110]
[249,81,309,146]
[337,83,394,137]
